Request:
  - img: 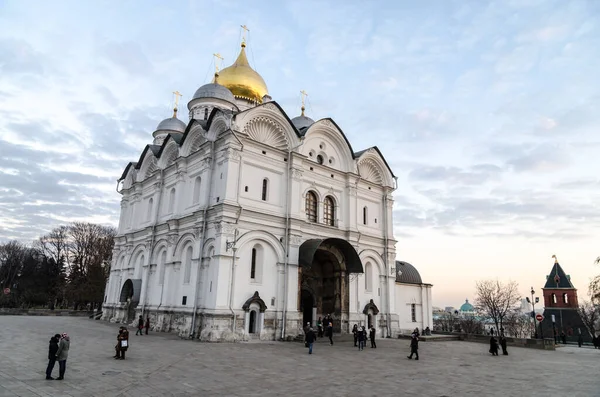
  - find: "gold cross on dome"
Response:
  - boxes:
[241,24,250,44]
[300,90,308,115]
[172,91,182,109]
[213,53,224,73]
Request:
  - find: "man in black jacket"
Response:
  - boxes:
[369,325,377,348]
[45,334,60,380]
[305,327,316,355]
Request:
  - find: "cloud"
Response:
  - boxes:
[507,144,569,173]
[409,164,503,185]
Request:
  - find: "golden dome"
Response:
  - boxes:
[214,43,268,104]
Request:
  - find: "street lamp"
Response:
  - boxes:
[525,287,540,339]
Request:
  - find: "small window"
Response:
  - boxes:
[216,197,220,202]
[411,304,416,322]
[182,296,187,305]
[365,262,372,292]
[204,108,208,120]
[310,167,314,171]
[363,206,368,225]
[147,197,154,221]
[324,196,335,226]
[552,293,557,304]
[374,218,377,224]
[306,191,318,222]
[193,177,201,205]
[261,178,268,201]
[168,188,176,213]
[262,150,267,155]
[158,250,167,285]
[563,293,568,304]
[250,244,263,282]
[251,248,257,279]
[183,246,193,284]
[316,155,324,165]
[244,186,249,192]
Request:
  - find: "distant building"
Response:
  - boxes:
[458,299,475,317]
[540,257,592,342]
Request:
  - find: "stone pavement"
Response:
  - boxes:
[0,316,598,397]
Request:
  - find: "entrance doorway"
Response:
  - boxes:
[368,314,373,329]
[249,310,257,334]
[298,239,364,334]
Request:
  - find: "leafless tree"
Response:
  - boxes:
[458,316,484,334]
[474,279,522,336]
[505,310,531,338]
[435,311,457,332]
[578,300,599,338]
[0,241,27,289]
[36,225,69,266]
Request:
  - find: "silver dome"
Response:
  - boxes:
[291,114,315,130]
[155,117,186,133]
[192,83,236,103]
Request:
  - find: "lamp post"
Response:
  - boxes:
[525,287,540,339]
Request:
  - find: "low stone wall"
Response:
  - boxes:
[0,308,92,317]
[459,333,555,351]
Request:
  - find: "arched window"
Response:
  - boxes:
[249,310,257,333]
[323,196,335,226]
[184,246,193,284]
[411,304,417,322]
[168,188,176,213]
[138,254,145,270]
[563,293,568,304]
[306,191,317,222]
[250,244,263,282]
[363,206,368,225]
[193,177,202,205]
[261,178,268,201]
[147,198,154,221]
[204,108,209,120]
[316,155,324,165]
[552,293,557,304]
[365,262,373,292]
[158,250,167,285]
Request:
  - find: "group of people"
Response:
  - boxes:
[489,335,509,356]
[352,324,377,350]
[45,333,70,380]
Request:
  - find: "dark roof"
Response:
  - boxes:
[299,238,364,273]
[118,162,137,181]
[354,146,397,178]
[543,261,575,289]
[395,261,423,284]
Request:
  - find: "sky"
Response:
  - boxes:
[1,0,599,307]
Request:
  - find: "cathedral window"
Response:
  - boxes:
[168,188,176,213]
[365,262,373,292]
[193,177,202,205]
[261,178,268,201]
[306,191,318,222]
[250,244,263,282]
[316,155,324,165]
[363,206,368,225]
[411,304,416,322]
[204,108,208,120]
[147,198,154,221]
[323,196,335,226]
[183,245,193,284]
[158,250,167,285]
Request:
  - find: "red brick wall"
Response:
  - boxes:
[543,289,578,308]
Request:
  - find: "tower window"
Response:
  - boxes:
[306,191,318,222]
[204,108,208,120]
[552,293,557,304]
[261,178,268,201]
[323,196,335,226]
[563,293,568,304]
[411,304,416,322]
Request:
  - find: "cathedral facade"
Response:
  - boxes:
[102,39,433,341]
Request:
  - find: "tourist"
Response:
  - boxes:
[136,315,144,336]
[317,317,323,338]
[594,334,599,349]
[425,326,431,336]
[114,327,124,358]
[577,334,583,347]
[561,331,566,344]
[407,329,419,360]
[145,317,150,335]
[45,334,60,380]
[55,333,70,380]
[352,324,358,347]
[489,336,499,356]
[305,327,316,355]
[326,319,334,345]
[369,325,377,348]
[116,327,129,360]
[357,326,366,351]
[500,335,508,355]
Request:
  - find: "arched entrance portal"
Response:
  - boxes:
[119,279,142,324]
[298,238,364,334]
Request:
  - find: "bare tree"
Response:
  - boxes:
[434,311,457,332]
[474,279,521,336]
[578,300,599,338]
[505,310,530,338]
[459,316,484,334]
[0,241,27,289]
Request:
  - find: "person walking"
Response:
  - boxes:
[317,317,323,338]
[500,335,508,355]
[136,315,144,336]
[45,334,60,380]
[326,320,333,345]
[144,317,150,335]
[407,329,419,360]
[489,336,499,356]
[305,327,316,355]
[55,333,70,380]
[352,324,358,347]
[357,326,366,351]
[114,327,123,358]
[369,325,377,348]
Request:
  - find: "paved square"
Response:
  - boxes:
[0,316,598,397]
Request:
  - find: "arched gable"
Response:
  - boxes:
[174,233,197,260]
[302,119,356,173]
[205,110,230,142]
[235,230,285,263]
[356,148,395,187]
[180,123,207,157]
[125,243,147,268]
[158,138,179,169]
[136,147,159,182]
[115,250,128,270]
[358,248,385,276]
[233,102,300,151]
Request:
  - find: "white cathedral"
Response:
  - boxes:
[102,37,433,341]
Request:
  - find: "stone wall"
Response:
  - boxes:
[458,333,555,351]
